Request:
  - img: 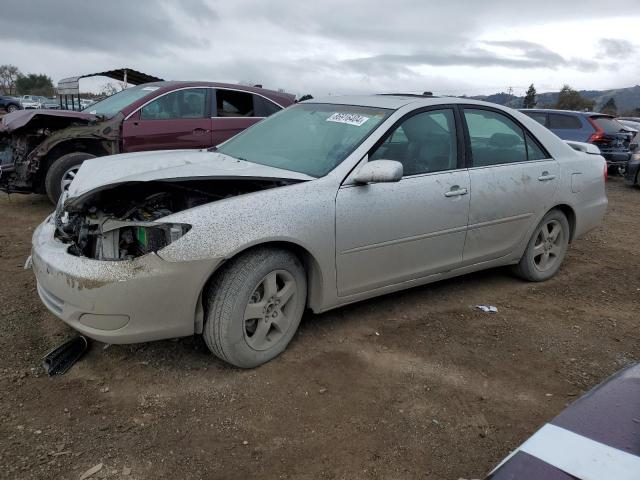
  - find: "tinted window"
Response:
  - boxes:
[464,109,526,166]
[217,104,390,177]
[591,116,625,134]
[526,133,548,160]
[370,109,457,176]
[140,88,207,120]
[253,95,281,117]
[216,89,254,117]
[548,113,582,129]
[523,111,547,126]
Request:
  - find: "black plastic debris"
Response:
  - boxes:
[43,336,89,376]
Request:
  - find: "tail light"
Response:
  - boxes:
[604,162,608,182]
[587,118,613,144]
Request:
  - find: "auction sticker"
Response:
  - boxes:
[326,112,370,126]
[142,86,160,91]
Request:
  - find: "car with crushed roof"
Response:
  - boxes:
[29,95,608,368]
[0,81,295,203]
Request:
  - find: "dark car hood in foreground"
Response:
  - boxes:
[488,363,640,479]
[0,109,98,133]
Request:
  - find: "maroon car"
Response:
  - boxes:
[0,81,295,202]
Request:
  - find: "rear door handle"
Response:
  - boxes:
[192,128,209,135]
[444,187,468,197]
[538,171,556,181]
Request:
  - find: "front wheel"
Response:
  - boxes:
[514,210,570,282]
[203,248,307,368]
[44,152,95,204]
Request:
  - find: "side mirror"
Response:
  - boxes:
[353,160,403,184]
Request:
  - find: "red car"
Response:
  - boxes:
[0,81,295,202]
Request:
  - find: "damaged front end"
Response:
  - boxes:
[54,178,298,261]
[0,111,120,193]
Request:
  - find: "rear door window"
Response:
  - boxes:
[523,111,547,126]
[548,113,582,129]
[525,133,548,160]
[464,109,527,166]
[216,89,254,117]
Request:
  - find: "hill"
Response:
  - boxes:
[465,85,640,113]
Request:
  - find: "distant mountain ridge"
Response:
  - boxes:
[464,85,640,113]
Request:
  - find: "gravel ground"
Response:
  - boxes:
[0,177,638,479]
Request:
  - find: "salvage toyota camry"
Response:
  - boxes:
[30,95,608,368]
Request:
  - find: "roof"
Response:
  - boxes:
[304,94,517,110]
[520,108,611,117]
[148,81,296,104]
[57,68,163,94]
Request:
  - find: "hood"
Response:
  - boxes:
[488,363,640,479]
[67,149,314,200]
[0,109,98,133]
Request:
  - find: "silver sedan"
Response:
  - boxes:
[31,95,608,367]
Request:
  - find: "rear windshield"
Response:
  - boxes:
[83,84,160,118]
[591,116,626,134]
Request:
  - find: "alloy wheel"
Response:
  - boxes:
[60,165,80,192]
[532,219,564,272]
[243,270,298,351]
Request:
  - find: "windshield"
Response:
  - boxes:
[217,103,391,177]
[83,84,161,117]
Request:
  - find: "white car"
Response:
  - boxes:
[31,95,608,368]
[20,95,42,109]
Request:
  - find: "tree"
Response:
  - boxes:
[15,73,54,96]
[620,107,640,117]
[0,64,20,95]
[99,82,126,97]
[555,84,595,111]
[600,97,618,116]
[522,84,537,109]
[298,94,313,101]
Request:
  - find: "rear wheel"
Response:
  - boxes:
[7,104,18,113]
[514,209,570,282]
[203,247,307,368]
[44,152,95,204]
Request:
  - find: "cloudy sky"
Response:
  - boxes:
[1,1,639,97]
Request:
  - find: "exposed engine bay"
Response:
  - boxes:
[0,111,118,193]
[54,179,298,260]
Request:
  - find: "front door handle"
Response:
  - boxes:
[538,172,556,182]
[192,128,209,135]
[444,186,468,197]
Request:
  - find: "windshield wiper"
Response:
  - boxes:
[207,146,217,152]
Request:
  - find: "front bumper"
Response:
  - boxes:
[31,219,221,344]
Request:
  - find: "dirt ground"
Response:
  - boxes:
[1,177,638,480]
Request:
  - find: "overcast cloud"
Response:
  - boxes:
[0,1,638,97]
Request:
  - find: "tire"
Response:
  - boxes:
[7,104,18,113]
[203,247,307,368]
[44,152,95,204]
[514,209,570,282]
